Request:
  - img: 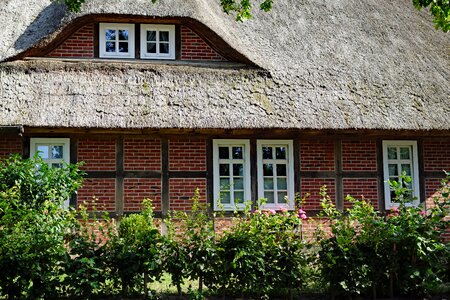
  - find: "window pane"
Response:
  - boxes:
[234,191,244,204]
[264,191,274,203]
[221,192,230,204]
[276,147,286,159]
[37,145,49,159]
[219,147,229,159]
[234,178,243,190]
[277,178,287,190]
[278,192,287,203]
[233,164,243,176]
[160,43,169,54]
[232,147,243,159]
[263,164,273,176]
[401,164,412,176]
[118,30,128,40]
[220,178,230,190]
[147,42,156,53]
[390,190,398,203]
[388,164,398,176]
[159,31,169,42]
[147,30,156,41]
[52,146,63,159]
[276,164,287,176]
[219,164,229,176]
[264,178,274,189]
[400,147,411,160]
[388,147,397,159]
[118,42,128,53]
[105,29,116,41]
[262,146,272,159]
[52,163,63,169]
[106,42,116,52]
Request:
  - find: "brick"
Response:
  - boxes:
[124,138,161,171]
[342,178,379,209]
[124,178,161,211]
[78,138,116,171]
[169,139,206,171]
[300,141,335,171]
[423,139,450,172]
[47,24,94,58]
[0,137,22,159]
[342,140,377,171]
[77,178,115,211]
[300,178,335,211]
[180,26,226,61]
[169,178,207,210]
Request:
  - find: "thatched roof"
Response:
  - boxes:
[0,0,449,130]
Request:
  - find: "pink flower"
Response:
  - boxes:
[419,211,426,216]
[254,209,261,214]
[300,213,307,220]
[279,206,288,213]
[269,209,276,215]
[298,209,306,215]
[391,206,399,212]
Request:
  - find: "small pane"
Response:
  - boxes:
[278,192,287,203]
[400,147,411,160]
[234,191,244,204]
[264,191,275,204]
[147,30,156,41]
[159,31,169,42]
[388,164,398,176]
[52,163,63,169]
[390,190,398,203]
[147,42,156,53]
[220,178,230,190]
[118,30,128,40]
[401,164,412,176]
[263,178,273,189]
[233,164,243,176]
[51,145,63,159]
[106,42,116,52]
[118,42,128,53]
[232,147,243,159]
[276,147,286,159]
[219,164,229,176]
[277,178,287,190]
[388,147,397,159]
[159,43,169,54]
[234,178,244,190]
[262,147,273,159]
[276,164,287,176]
[219,147,229,159]
[37,145,49,159]
[221,192,230,204]
[263,164,273,176]
[105,29,116,41]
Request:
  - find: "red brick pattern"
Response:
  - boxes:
[169,178,207,210]
[343,178,379,209]
[300,178,335,211]
[78,138,116,171]
[425,178,443,203]
[169,139,206,171]
[300,141,335,171]
[0,137,22,159]
[47,24,94,58]
[342,141,377,171]
[423,139,450,172]
[124,138,161,171]
[181,26,225,61]
[77,178,115,211]
[124,178,161,212]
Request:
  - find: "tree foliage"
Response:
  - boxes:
[55,0,449,31]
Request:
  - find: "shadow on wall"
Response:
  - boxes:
[14,1,67,51]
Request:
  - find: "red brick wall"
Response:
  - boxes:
[124,138,160,171]
[300,178,335,211]
[169,178,207,210]
[78,138,116,171]
[47,24,94,58]
[0,137,22,159]
[343,178,379,209]
[423,139,450,172]
[169,139,206,171]
[181,26,225,61]
[77,178,115,211]
[300,141,335,171]
[124,178,161,212]
[342,141,377,171]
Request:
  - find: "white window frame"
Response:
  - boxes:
[140,24,175,60]
[382,140,420,209]
[99,23,135,58]
[213,139,251,211]
[30,138,71,208]
[257,140,295,210]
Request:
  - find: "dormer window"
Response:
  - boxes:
[140,24,175,60]
[99,23,135,58]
